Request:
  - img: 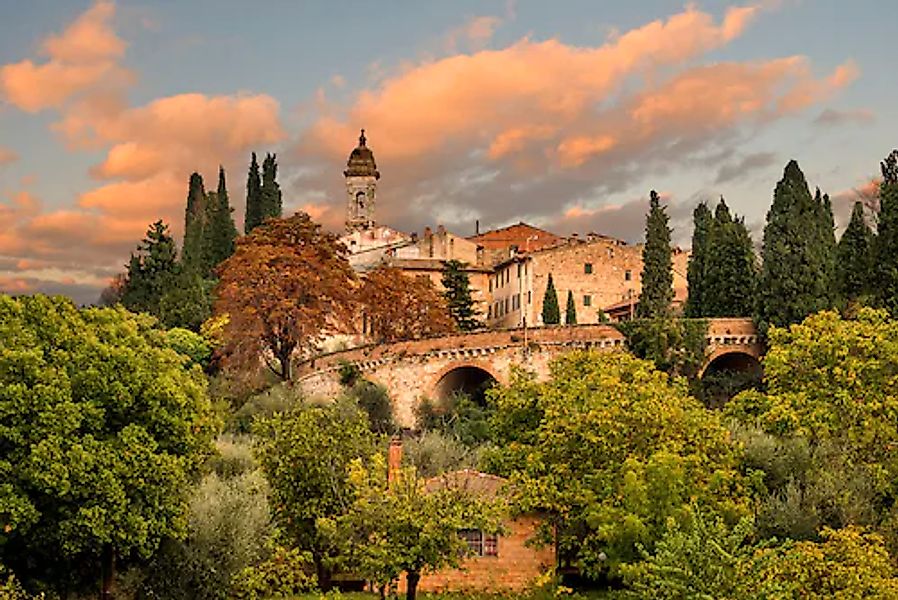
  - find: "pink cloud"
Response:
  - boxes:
[0,1,131,113]
[0,146,18,166]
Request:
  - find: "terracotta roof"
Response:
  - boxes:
[424,469,508,498]
[468,222,561,251]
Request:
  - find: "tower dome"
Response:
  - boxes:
[344,129,380,179]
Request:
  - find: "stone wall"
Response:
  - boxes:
[400,515,554,594]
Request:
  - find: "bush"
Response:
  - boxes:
[415,391,492,447]
[402,431,484,478]
[166,326,213,368]
[141,471,272,600]
[230,545,317,600]
[207,434,258,478]
[232,383,302,433]
[343,380,396,434]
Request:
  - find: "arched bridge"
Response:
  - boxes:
[296,318,761,427]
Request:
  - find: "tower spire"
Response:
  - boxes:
[359,128,366,146]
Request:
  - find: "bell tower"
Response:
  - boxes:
[344,129,380,231]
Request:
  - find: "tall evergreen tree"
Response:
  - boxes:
[244,152,263,234]
[637,190,673,319]
[121,221,180,316]
[757,160,833,332]
[702,197,757,317]
[203,166,239,275]
[441,259,481,331]
[260,153,283,222]
[565,290,577,325]
[876,150,898,314]
[685,202,712,317]
[182,173,206,271]
[815,187,838,306]
[836,201,874,303]
[541,273,560,325]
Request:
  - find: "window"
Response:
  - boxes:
[505,297,509,313]
[527,291,532,304]
[584,263,593,274]
[459,529,499,557]
[488,305,493,319]
[625,269,632,281]
[583,295,592,307]
[517,264,522,278]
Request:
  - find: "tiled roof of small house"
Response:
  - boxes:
[424,469,508,499]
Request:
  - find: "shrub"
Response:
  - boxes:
[402,431,483,478]
[230,545,317,600]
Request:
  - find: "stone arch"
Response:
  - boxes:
[699,350,763,409]
[430,361,503,406]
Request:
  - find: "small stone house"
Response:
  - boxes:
[391,439,554,594]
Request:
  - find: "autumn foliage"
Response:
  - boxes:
[215,213,357,380]
[359,266,455,342]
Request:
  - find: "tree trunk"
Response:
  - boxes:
[100,545,115,600]
[406,571,420,600]
[314,555,332,591]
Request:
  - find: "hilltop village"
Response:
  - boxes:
[339,130,690,328]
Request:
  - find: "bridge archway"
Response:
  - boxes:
[432,364,499,405]
[700,350,763,408]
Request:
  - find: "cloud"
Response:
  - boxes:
[0,146,18,166]
[813,107,875,127]
[293,3,853,242]
[445,15,504,52]
[715,151,778,184]
[0,0,131,112]
[0,2,286,294]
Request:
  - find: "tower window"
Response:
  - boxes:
[625,270,632,281]
[584,263,593,274]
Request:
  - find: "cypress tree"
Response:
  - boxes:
[685,202,712,317]
[244,152,263,234]
[260,153,282,222]
[876,150,898,314]
[815,187,838,305]
[836,201,874,303]
[637,190,673,319]
[541,273,560,325]
[702,197,756,317]
[757,160,832,332]
[181,172,206,271]
[565,290,577,325]
[202,166,238,275]
[441,259,481,331]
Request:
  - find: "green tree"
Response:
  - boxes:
[756,161,833,333]
[876,149,898,315]
[260,153,282,222]
[254,401,376,588]
[623,511,755,600]
[334,455,502,600]
[737,527,898,598]
[441,259,481,331]
[685,202,712,317]
[121,220,180,317]
[836,201,874,303]
[564,290,577,325]
[0,296,216,597]
[244,152,263,234]
[485,351,747,578]
[182,172,207,272]
[701,198,756,317]
[158,272,213,332]
[203,166,239,275]
[541,273,560,325]
[637,190,673,318]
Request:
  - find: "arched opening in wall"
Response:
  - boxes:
[699,351,763,409]
[417,365,499,443]
[433,366,497,406]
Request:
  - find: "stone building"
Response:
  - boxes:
[486,233,690,328]
[337,132,491,319]
[389,441,553,594]
[468,222,562,266]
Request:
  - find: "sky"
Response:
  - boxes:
[0,0,894,304]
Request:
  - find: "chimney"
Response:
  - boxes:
[475,219,480,235]
[388,435,403,483]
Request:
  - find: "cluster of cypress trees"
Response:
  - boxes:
[244,152,283,234]
[686,198,756,318]
[120,152,285,332]
[639,152,898,332]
